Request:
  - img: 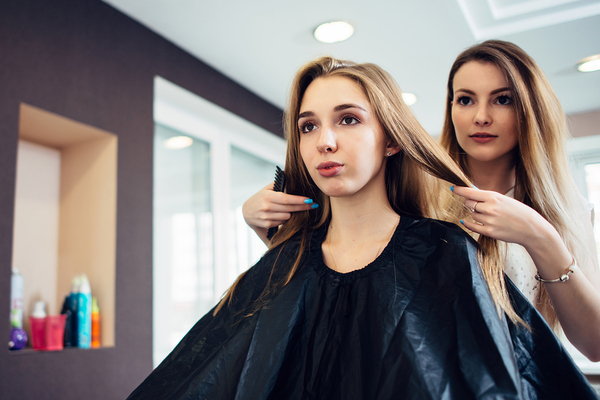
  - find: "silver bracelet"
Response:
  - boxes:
[535,257,577,283]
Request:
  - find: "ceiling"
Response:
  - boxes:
[102,0,600,136]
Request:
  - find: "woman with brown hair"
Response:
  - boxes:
[128,56,595,399]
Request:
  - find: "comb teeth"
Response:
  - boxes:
[267,166,286,240]
[273,166,286,192]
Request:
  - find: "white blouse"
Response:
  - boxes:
[503,240,539,304]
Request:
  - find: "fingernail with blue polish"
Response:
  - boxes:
[459,219,464,225]
[304,199,313,204]
[311,203,320,209]
[450,186,454,192]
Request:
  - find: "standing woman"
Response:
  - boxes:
[442,40,600,361]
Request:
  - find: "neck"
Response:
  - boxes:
[327,184,399,244]
[466,154,516,194]
[323,177,400,273]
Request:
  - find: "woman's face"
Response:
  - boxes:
[298,76,396,199]
[451,61,518,166]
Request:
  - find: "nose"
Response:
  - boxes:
[474,104,492,126]
[316,125,337,154]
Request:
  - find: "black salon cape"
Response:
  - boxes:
[128,216,596,400]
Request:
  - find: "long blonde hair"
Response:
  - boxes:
[216,56,520,323]
[440,40,587,329]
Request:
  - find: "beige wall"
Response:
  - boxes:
[13,141,61,324]
[568,109,600,138]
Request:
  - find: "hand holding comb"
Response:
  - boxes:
[267,166,286,240]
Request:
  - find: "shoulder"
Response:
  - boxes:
[245,227,317,282]
[401,215,477,247]
[394,216,481,290]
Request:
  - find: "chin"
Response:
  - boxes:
[318,185,353,199]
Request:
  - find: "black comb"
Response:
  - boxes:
[267,166,286,240]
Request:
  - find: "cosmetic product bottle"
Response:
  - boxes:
[29,301,47,350]
[9,310,28,350]
[60,294,74,347]
[9,269,27,350]
[68,276,81,347]
[10,269,24,325]
[91,297,100,348]
[77,274,92,349]
[32,301,46,319]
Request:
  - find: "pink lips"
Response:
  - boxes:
[317,161,343,177]
[470,133,497,144]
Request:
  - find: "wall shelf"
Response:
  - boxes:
[12,103,117,348]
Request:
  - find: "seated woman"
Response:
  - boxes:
[128,57,595,399]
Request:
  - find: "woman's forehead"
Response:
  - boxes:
[299,76,371,114]
[453,61,510,94]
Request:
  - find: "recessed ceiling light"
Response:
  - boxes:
[402,92,418,106]
[163,136,193,149]
[577,54,600,72]
[314,21,354,43]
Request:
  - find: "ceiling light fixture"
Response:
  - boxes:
[402,93,418,106]
[577,54,600,72]
[314,21,354,43]
[163,136,193,149]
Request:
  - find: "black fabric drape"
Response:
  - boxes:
[128,216,596,399]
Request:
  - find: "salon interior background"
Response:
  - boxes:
[116,1,600,374]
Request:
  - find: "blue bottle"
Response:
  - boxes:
[76,274,92,349]
[66,276,81,347]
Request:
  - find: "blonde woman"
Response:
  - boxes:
[129,57,595,399]
[243,41,600,362]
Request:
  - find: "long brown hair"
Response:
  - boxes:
[439,40,587,330]
[216,56,520,323]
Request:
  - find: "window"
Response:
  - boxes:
[567,134,600,374]
[152,77,285,367]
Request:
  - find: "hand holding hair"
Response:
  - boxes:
[451,185,552,247]
[242,183,317,245]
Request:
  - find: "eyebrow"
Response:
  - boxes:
[334,103,367,112]
[298,103,367,119]
[455,87,511,95]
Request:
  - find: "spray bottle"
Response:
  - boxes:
[91,297,100,348]
[76,274,92,349]
[60,291,75,347]
[65,276,81,347]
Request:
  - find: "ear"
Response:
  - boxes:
[385,142,401,157]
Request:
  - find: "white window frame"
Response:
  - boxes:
[567,134,600,374]
[569,135,600,195]
[152,76,285,366]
